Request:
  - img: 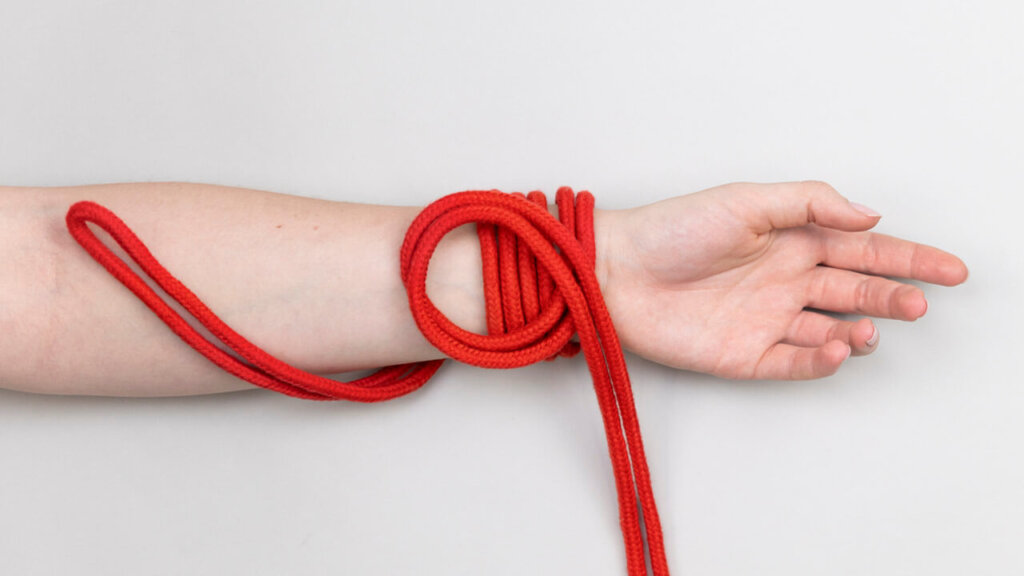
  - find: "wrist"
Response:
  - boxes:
[592,206,631,301]
[591,205,637,350]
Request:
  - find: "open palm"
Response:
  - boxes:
[600,181,968,380]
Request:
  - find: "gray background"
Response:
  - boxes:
[0,1,1019,574]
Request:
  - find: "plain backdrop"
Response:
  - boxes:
[0,1,1020,574]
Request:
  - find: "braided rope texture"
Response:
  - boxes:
[66,187,669,575]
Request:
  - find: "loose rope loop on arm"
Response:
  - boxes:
[65,187,670,576]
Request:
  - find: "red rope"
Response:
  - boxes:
[65,187,670,575]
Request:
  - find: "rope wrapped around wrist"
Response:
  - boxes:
[65,187,670,576]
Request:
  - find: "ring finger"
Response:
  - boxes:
[785,310,879,356]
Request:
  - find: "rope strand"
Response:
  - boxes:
[65,187,669,575]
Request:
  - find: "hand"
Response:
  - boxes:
[597,181,969,380]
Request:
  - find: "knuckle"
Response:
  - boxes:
[854,277,873,313]
[800,179,840,198]
[812,270,831,304]
[825,321,842,342]
[861,235,880,270]
[909,243,924,277]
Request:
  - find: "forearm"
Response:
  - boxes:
[0,182,491,396]
[2,179,966,393]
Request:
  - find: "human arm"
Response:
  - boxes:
[0,182,486,396]
[0,180,968,396]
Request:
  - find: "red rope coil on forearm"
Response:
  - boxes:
[65,187,670,575]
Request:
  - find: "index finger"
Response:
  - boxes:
[820,229,969,286]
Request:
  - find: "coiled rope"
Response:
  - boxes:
[66,187,669,575]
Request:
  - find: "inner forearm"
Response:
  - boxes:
[0,182,485,396]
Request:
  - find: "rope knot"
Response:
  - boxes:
[400,187,595,367]
[401,187,669,575]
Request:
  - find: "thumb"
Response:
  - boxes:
[745,181,881,233]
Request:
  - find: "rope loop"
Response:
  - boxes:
[66,200,441,402]
[402,188,669,575]
[401,187,591,366]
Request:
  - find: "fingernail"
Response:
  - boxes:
[865,325,879,347]
[851,202,881,218]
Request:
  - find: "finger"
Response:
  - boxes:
[785,311,879,356]
[806,266,928,321]
[754,340,851,380]
[738,181,882,233]
[821,229,970,286]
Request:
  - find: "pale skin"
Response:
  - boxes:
[0,180,968,397]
